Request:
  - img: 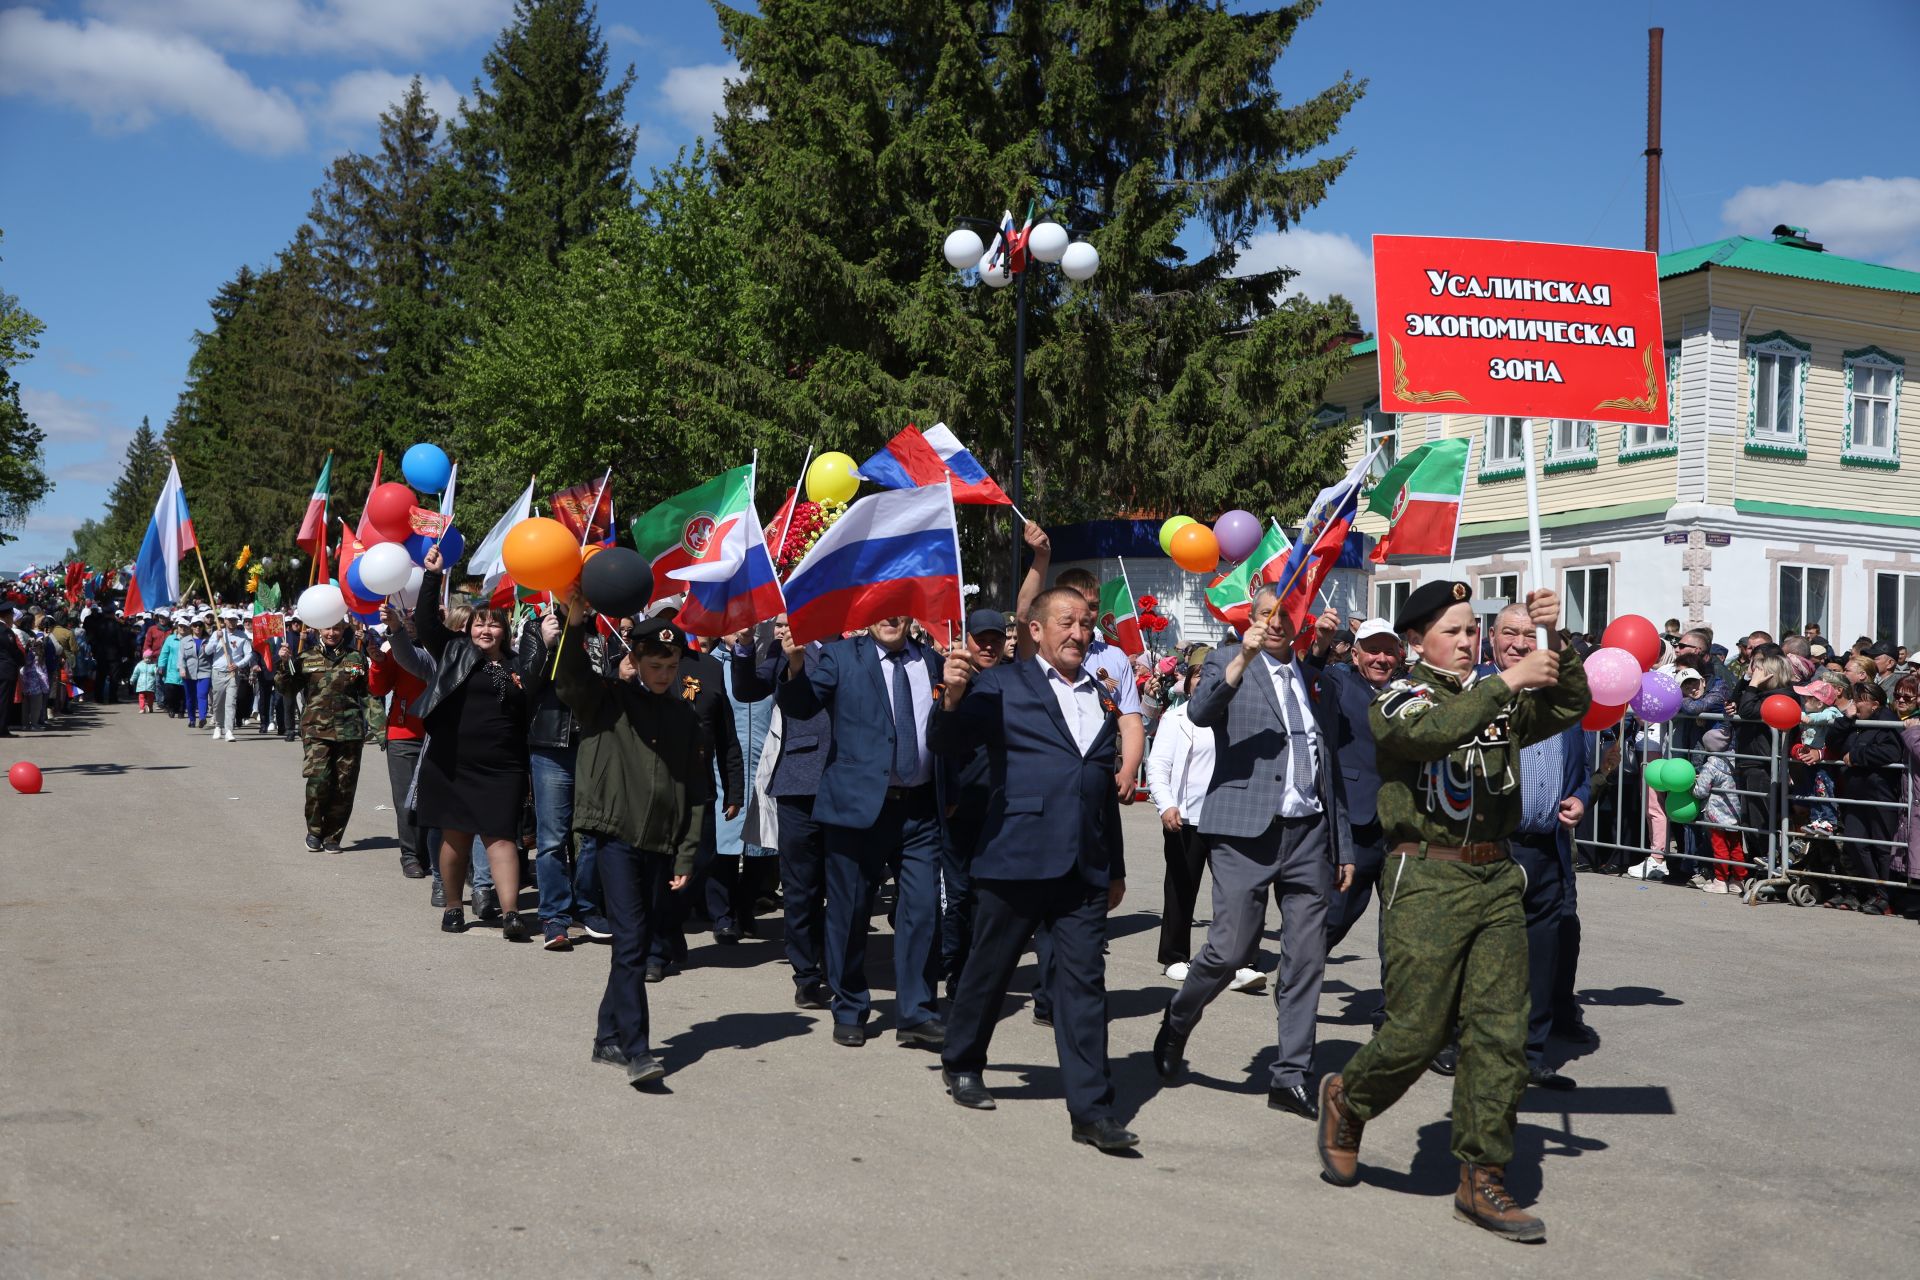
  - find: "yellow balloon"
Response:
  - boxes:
[806,451,861,504]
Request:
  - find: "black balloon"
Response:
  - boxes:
[580,547,652,618]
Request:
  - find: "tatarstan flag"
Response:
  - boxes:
[296,453,332,553]
[1204,522,1290,630]
[1097,569,1143,656]
[631,465,755,611]
[1367,437,1470,562]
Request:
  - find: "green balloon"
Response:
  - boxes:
[1159,515,1196,556]
[1661,759,1697,794]
[1643,759,1671,791]
[1665,797,1700,824]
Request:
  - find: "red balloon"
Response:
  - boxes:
[1600,615,1663,671]
[364,482,418,543]
[1761,692,1803,732]
[8,761,43,794]
[1581,701,1627,731]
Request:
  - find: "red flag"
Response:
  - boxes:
[764,487,798,555]
[550,476,613,545]
[354,451,384,546]
[64,561,87,605]
[337,519,381,616]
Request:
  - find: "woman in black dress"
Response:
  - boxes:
[415,547,532,939]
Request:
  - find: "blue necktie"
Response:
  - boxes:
[889,651,917,782]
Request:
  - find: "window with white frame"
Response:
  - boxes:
[1875,572,1920,648]
[1364,409,1398,486]
[1747,331,1810,455]
[1624,344,1680,456]
[1478,572,1519,635]
[1546,419,1595,465]
[1842,346,1903,467]
[1374,579,1412,624]
[1483,416,1526,475]
[1777,564,1830,638]
[1562,566,1611,638]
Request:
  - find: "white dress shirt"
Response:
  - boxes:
[1146,702,1214,823]
[1261,653,1323,818]
[1038,655,1105,756]
[880,644,934,787]
[1084,639,1143,715]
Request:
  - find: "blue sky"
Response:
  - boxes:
[3,0,1917,573]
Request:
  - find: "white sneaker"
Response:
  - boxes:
[1626,858,1668,881]
[223,731,234,742]
[1163,961,1190,982]
[1702,879,1729,894]
[1228,967,1267,994]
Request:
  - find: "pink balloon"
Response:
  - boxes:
[1212,509,1263,563]
[1583,646,1643,706]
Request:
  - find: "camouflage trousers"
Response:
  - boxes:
[302,738,364,843]
[1339,854,1528,1166]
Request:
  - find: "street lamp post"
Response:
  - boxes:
[944,207,1100,599]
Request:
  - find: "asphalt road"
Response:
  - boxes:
[4,702,1916,1279]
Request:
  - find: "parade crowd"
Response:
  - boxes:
[7,535,1915,1243]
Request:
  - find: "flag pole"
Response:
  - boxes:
[945,478,966,638]
[1520,420,1549,649]
[772,444,814,555]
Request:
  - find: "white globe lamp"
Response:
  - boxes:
[1027,220,1069,264]
[1060,240,1100,281]
[943,228,985,270]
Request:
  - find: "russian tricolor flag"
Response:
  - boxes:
[782,483,965,646]
[1273,446,1380,652]
[856,423,1010,506]
[123,461,196,615]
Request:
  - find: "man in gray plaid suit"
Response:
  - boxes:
[1153,584,1354,1118]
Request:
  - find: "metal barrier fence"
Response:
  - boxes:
[1575,708,1914,909]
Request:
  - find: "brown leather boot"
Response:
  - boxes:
[1316,1072,1363,1186]
[1454,1163,1545,1241]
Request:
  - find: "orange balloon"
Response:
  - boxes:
[502,517,582,593]
[1169,522,1221,574]
[580,542,607,564]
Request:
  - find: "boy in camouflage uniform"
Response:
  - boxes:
[275,619,369,853]
[1316,580,1588,1242]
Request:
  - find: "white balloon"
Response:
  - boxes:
[1027,220,1069,264]
[295,583,348,629]
[397,566,425,610]
[359,540,415,595]
[978,253,1013,288]
[1060,240,1101,281]
[943,228,984,270]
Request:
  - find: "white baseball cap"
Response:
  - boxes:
[1354,618,1400,644]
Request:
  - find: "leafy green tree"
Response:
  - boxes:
[0,230,52,546]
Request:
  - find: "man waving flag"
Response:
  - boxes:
[1271,446,1381,647]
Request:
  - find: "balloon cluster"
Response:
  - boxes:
[294,441,460,628]
[1158,509,1263,575]
[1579,615,1673,729]
[1646,758,1700,823]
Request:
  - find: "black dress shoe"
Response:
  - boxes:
[626,1055,667,1088]
[500,911,530,943]
[1430,1043,1459,1076]
[643,961,667,984]
[430,881,446,908]
[474,888,503,923]
[943,1069,996,1110]
[1551,1019,1598,1046]
[440,909,467,934]
[400,857,427,880]
[1071,1117,1139,1151]
[591,1042,629,1068]
[832,1023,866,1048]
[713,922,743,945]
[896,1019,946,1049]
[1032,1008,1053,1028]
[794,983,831,1010]
[1268,1083,1318,1119]
[1153,1013,1188,1081]
[1528,1065,1576,1091]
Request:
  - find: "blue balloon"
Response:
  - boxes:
[345,557,374,602]
[404,524,464,567]
[401,443,452,494]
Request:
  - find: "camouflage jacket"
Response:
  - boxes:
[275,645,371,742]
[1368,650,1589,849]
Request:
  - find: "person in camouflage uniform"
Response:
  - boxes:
[275,618,369,853]
[1316,580,1588,1243]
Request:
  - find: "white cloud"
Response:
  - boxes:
[1721,176,1920,270]
[81,0,515,59]
[0,8,307,153]
[20,387,122,443]
[318,69,460,133]
[1236,227,1376,331]
[659,61,740,134]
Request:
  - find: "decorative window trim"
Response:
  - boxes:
[1841,344,1903,470]
[1745,330,1811,458]
[1543,456,1599,475]
[1479,416,1526,482]
[1621,343,1682,460]
[1545,418,1597,472]
[1312,403,1348,432]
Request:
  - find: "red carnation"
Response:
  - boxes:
[1137,594,1157,611]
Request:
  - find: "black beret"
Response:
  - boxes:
[635,619,689,655]
[1395,580,1473,636]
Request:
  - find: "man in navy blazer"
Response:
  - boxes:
[928,586,1136,1150]
[776,616,947,1047]
[1155,584,1354,1122]
[1486,605,1593,1086]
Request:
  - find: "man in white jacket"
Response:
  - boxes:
[1146,667,1262,992]
[207,610,256,741]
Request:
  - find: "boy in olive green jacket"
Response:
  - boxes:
[553,606,709,1089]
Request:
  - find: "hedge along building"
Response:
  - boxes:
[1322,226,1920,647]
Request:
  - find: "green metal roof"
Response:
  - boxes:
[1658,236,1920,295]
[1347,337,1376,357]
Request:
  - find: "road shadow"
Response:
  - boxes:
[657,1010,815,1071]
[37,762,189,775]
[1577,985,1682,1008]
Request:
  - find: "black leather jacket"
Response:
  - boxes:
[414,570,490,724]
[517,611,582,750]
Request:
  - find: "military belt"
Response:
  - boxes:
[1389,839,1510,866]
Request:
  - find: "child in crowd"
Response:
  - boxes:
[1792,679,1843,834]
[131,653,159,712]
[1691,725,1747,893]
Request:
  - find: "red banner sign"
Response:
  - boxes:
[1372,235,1668,425]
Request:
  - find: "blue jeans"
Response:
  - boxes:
[530,743,598,925]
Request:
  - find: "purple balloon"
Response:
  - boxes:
[1630,669,1684,725]
[1583,646,1643,705]
[1213,509,1263,562]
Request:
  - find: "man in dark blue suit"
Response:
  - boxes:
[728,615,835,1010]
[1487,604,1592,1087]
[929,586,1135,1150]
[776,615,946,1047]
